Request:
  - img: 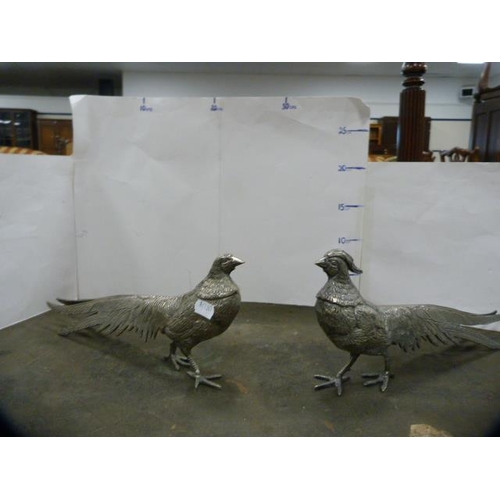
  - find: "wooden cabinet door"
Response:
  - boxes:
[38,119,73,155]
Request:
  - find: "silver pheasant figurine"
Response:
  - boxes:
[314,249,500,396]
[48,254,244,389]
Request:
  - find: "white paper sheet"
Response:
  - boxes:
[0,155,76,329]
[361,162,500,314]
[71,96,221,297]
[219,97,368,304]
[72,96,369,304]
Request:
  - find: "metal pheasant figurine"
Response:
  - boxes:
[313,249,500,396]
[48,254,244,389]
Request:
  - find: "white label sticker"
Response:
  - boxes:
[194,299,215,320]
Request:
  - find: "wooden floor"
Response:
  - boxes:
[1,302,499,437]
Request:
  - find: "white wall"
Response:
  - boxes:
[123,72,476,117]
[0,95,72,119]
[0,70,479,149]
[123,71,477,151]
[428,120,471,151]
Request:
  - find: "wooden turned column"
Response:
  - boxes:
[397,62,427,161]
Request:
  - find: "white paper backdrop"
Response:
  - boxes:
[361,162,500,315]
[71,96,221,297]
[71,96,369,304]
[0,155,76,329]
[218,97,368,303]
[4,96,500,331]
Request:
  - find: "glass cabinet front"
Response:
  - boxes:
[0,109,37,149]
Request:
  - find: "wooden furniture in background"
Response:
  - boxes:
[370,116,430,156]
[439,146,480,162]
[379,116,398,155]
[0,146,46,155]
[421,151,435,162]
[470,63,500,161]
[368,154,396,162]
[397,63,428,161]
[0,108,38,149]
[37,119,73,155]
[369,124,382,151]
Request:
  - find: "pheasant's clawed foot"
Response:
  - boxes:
[187,371,223,389]
[314,374,350,396]
[362,372,394,392]
[164,354,191,371]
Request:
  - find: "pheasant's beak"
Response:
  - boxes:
[315,258,327,268]
[232,257,245,267]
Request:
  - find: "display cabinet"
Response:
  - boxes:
[369,124,382,146]
[0,109,38,149]
[370,116,430,155]
[470,88,500,161]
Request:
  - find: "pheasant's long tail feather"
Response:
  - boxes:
[47,301,97,316]
[385,304,500,352]
[56,298,93,305]
[47,299,94,316]
[48,295,168,342]
[432,306,500,326]
[47,296,129,315]
[448,325,500,349]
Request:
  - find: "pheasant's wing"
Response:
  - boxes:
[160,291,207,341]
[381,304,500,351]
[48,295,174,342]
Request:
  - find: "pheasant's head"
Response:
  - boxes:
[212,254,245,275]
[315,249,362,279]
